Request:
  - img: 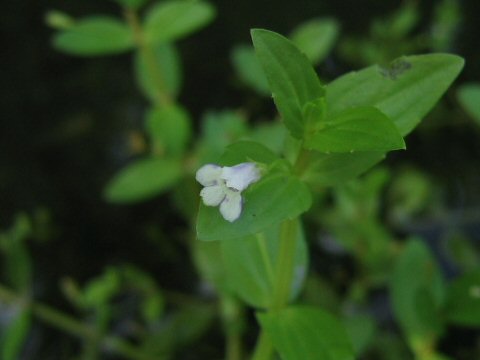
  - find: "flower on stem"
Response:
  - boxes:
[196,162,261,222]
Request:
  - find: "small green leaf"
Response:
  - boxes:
[445,269,480,327]
[251,29,324,138]
[327,54,464,135]
[219,141,279,165]
[231,45,270,95]
[257,306,355,360]
[221,220,307,308]
[146,104,192,156]
[457,83,480,124]
[1,307,32,360]
[105,158,182,203]
[53,16,134,56]
[135,43,182,101]
[303,151,385,187]
[144,0,215,44]
[343,314,376,355]
[391,238,446,342]
[305,106,405,153]
[290,18,339,65]
[196,173,311,241]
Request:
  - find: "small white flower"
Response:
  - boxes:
[196,162,261,222]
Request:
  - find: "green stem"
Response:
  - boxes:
[251,219,298,360]
[220,295,244,360]
[0,283,157,360]
[124,8,172,106]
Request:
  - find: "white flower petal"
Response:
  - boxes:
[219,191,242,222]
[196,164,222,186]
[200,185,225,206]
[221,162,260,191]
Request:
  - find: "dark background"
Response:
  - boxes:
[1,0,479,357]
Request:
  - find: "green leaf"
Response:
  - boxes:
[1,308,32,360]
[53,16,134,56]
[146,104,191,156]
[104,158,182,203]
[135,43,182,101]
[251,29,324,138]
[290,18,339,65]
[257,306,355,360]
[343,314,376,355]
[197,173,311,241]
[305,106,405,153]
[303,151,385,187]
[221,220,307,308]
[219,141,279,165]
[144,0,215,44]
[445,269,480,327]
[391,238,446,342]
[231,45,270,95]
[457,83,480,124]
[197,110,249,163]
[327,54,464,135]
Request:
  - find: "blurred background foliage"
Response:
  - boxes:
[1,0,480,359]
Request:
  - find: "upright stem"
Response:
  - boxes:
[220,295,244,360]
[124,8,172,106]
[251,219,298,360]
[0,283,157,360]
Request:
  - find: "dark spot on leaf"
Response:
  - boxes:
[379,59,412,80]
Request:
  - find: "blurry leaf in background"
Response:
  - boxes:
[0,307,32,360]
[197,110,249,163]
[231,45,270,95]
[430,0,461,52]
[304,106,405,153]
[45,10,75,30]
[221,219,307,308]
[372,1,419,39]
[193,240,227,291]
[82,267,121,308]
[302,151,385,187]
[248,122,287,155]
[445,232,480,273]
[146,104,192,156]
[457,83,480,125]
[445,269,480,327]
[140,302,215,357]
[391,239,446,344]
[0,215,32,292]
[257,306,354,360]
[114,0,149,10]
[251,29,325,139]
[53,16,134,56]
[135,43,182,101]
[342,314,376,356]
[327,54,464,136]
[388,168,433,225]
[104,158,182,203]
[197,172,311,241]
[290,18,339,65]
[144,0,215,44]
